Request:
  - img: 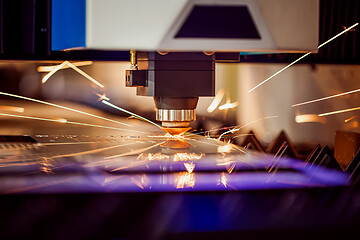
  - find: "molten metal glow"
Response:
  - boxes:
[184,162,195,173]
[318,106,360,117]
[295,114,326,124]
[292,88,360,107]
[207,89,225,113]
[38,61,93,72]
[102,100,162,129]
[137,152,170,161]
[173,153,204,161]
[217,144,235,153]
[219,101,239,110]
[176,172,195,189]
[41,61,105,88]
[0,106,25,113]
[248,22,359,93]
[0,91,132,127]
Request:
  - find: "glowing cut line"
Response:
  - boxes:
[41,61,104,88]
[0,113,147,134]
[318,106,360,117]
[0,91,132,127]
[102,100,162,129]
[292,88,360,107]
[218,116,278,140]
[248,22,359,93]
[38,61,93,72]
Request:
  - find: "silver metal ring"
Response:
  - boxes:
[156,109,196,122]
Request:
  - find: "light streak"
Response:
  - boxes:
[217,144,235,153]
[102,100,162,129]
[207,89,225,113]
[94,92,110,101]
[0,113,146,134]
[218,101,239,110]
[220,172,228,188]
[0,106,25,113]
[318,106,360,117]
[137,152,170,161]
[176,172,195,189]
[105,141,165,160]
[41,61,105,88]
[248,22,359,93]
[37,61,93,72]
[295,114,326,124]
[184,162,195,173]
[41,61,67,84]
[0,91,132,127]
[345,115,358,123]
[173,153,204,161]
[218,116,278,140]
[292,88,360,107]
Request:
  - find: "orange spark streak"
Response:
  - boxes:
[248,22,359,93]
[345,115,358,123]
[295,114,326,124]
[0,106,25,113]
[37,61,93,72]
[102,100,162,129]
[176,172,195,189]
[0,91,132,127]
[218,116,278,140]
[41,61,104,88]
[292,88,360,107]
[318,106,360,117]
[0,113,146,134]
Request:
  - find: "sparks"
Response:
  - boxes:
[248,22,359,93]
[292,88,360,107]
[295,114,326,124]
[173,153,204,161]
[218,101,239,110]
[318,106,360,117]
[41,61,104,88]
[184,162,195,173]
[0,91,132,127]
[218,116,278,140]
[38,61,93,72]
[101,100,162,129]
[0,113,146,133]
[207,89,225,113]
[345,115,358,123]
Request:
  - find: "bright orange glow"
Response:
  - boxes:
[176,172,195,189]
[217,144,235,153]
[220,172,228,188]
[295,114,326,124]
[137,152,170,161]
[173,153,204,161]
[0,106,25,113]
[184,162,195,173]
[345,115,358,123]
